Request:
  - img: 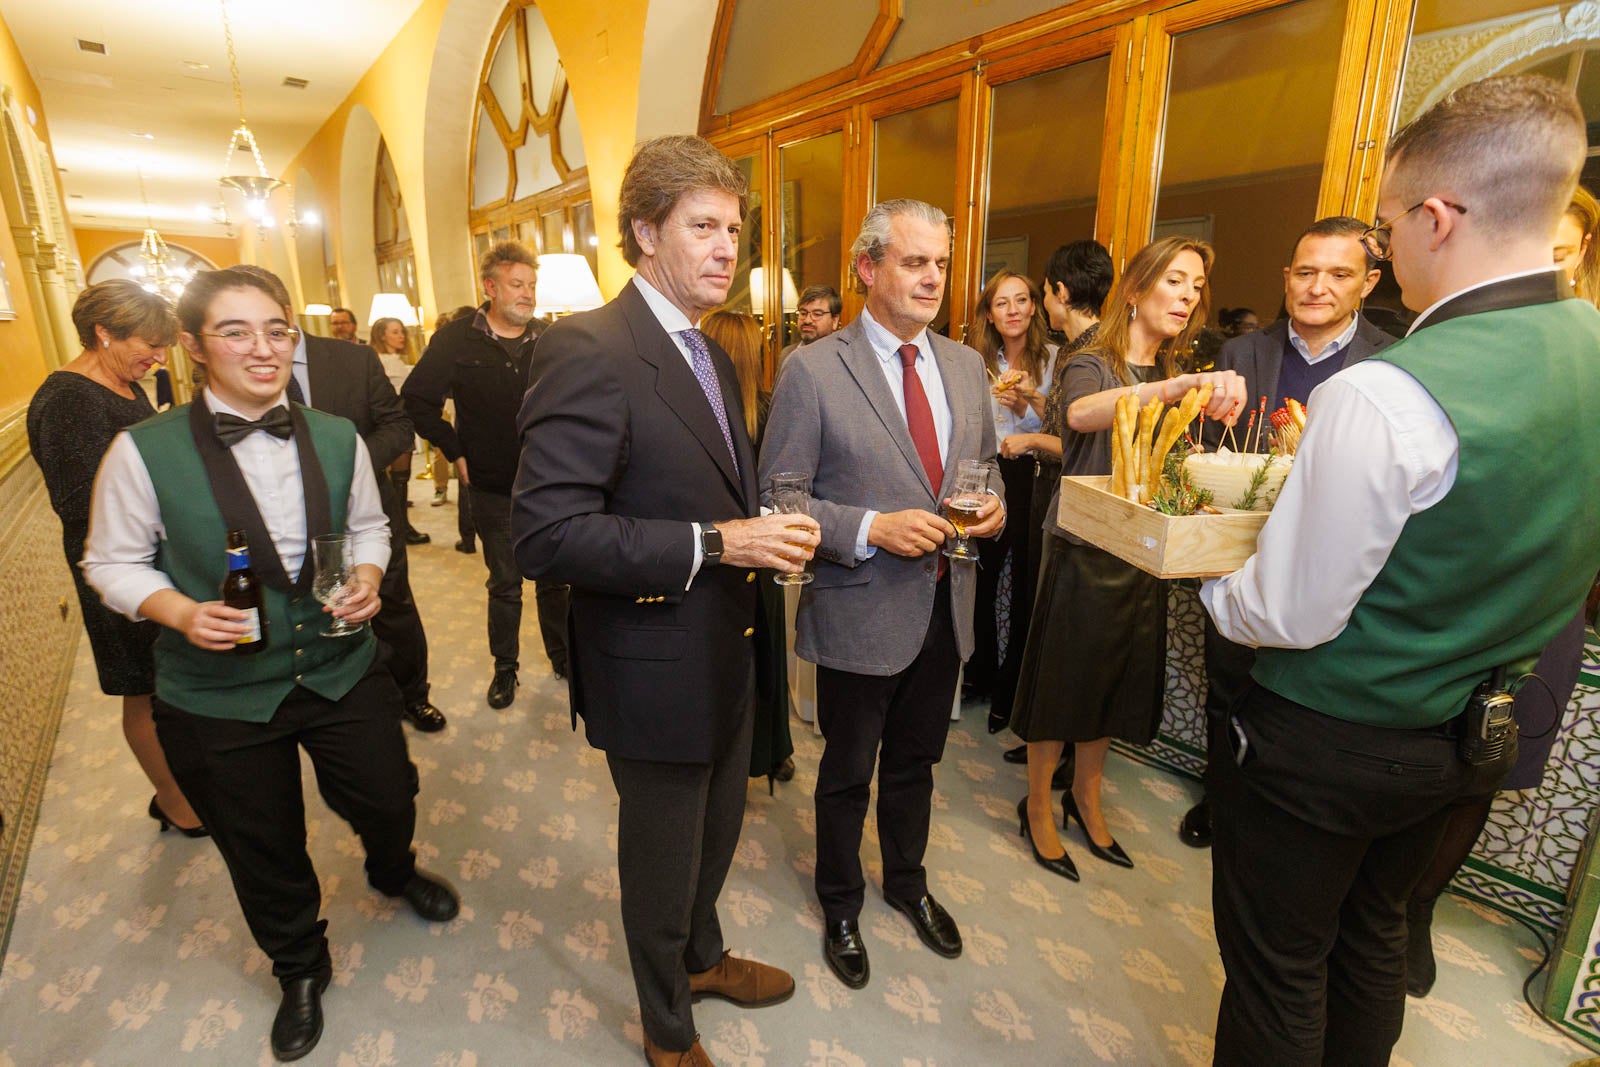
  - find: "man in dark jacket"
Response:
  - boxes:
[402,243,562,709]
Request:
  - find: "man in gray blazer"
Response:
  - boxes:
[1183,215,1395,849]
[760,199,1004,990]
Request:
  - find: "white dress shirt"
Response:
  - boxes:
[83,389,391,621]
[853,305,953,560]
[1198,270,1558,648]
[1200,361,1455,648]
[1287,315,1360,365]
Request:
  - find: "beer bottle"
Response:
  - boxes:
[222,529,266,654]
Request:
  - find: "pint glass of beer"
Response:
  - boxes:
[769,472,816,586]
[943,460,991,561]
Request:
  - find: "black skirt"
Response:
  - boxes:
[1009,533,1167,746]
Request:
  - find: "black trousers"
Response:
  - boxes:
[815,578,959,922]
[469,486,568,673]
[152,668,420,984]
[606,707,752,1051]
[375,477,431,706]
[1208,684,1492,1066]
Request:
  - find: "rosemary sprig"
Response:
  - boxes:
[1151,439,1214,515]
[1233,458,1272,511]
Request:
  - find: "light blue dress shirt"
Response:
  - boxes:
[853,305,952,561]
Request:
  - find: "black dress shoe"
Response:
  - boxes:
[1405,897,1438,997]
[884,892,962,958]
[1062,793,1134,868]
[487,668,517,709]
[396,870,461,922]
[823,919,869,989]
[986,707,1008,734]
[1178,799,1213,849]
[402,701,447,733]
[405,528,431,545]
[1002,744,1027,764]
[455,539,476,554]
[147,796,209,838]
[1018,797,1078,881]
[271,969,330,1062]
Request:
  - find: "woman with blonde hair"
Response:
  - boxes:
[1008,236,1245,880]
[1553,185,1600,302]
[964,270,1056,732]
[701,308,795,786]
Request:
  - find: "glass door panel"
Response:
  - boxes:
[1153,0,1346,332]
[874,97,960,336]
[727,151,765,315]
[778,130,846,352]
[984,56,1111,289]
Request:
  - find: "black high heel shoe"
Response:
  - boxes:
[148,796,209,838]
[1061,792,1132,868]
[1017,798,1078,881]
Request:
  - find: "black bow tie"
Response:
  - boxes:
[215,407,294,446]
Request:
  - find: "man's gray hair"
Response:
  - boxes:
[849,199,951,290]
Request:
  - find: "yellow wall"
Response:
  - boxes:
[74,228,242,275]
[539,1,649,297]
[0,10,66,456]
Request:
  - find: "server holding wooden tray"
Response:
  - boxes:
[1197,75,1600,1065]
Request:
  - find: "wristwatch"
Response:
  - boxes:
[700,525,724,566]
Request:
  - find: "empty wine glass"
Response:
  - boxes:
[312,534,363,638]
[943,459,992,561]
[769,471,815,586]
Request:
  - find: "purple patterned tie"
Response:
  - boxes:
[680,328,740,474]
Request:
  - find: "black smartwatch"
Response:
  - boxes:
[700,525,724,566]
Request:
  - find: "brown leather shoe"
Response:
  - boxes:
[687,951,795,1007]
[643,1033,715,1066]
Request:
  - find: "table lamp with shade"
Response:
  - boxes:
[748,266,800,319]
[534,254,604,318]
[367,292,421,328]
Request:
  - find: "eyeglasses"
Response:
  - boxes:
[797,308,836,321]
[1361,200,1468,261]
[200,327,303,355]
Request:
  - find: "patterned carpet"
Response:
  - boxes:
[0,493,1590,1065]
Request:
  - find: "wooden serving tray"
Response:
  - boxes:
[1056,475,1268,579]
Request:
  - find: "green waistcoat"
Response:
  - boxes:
[1252,298,1600,729]
[127,404,375,721]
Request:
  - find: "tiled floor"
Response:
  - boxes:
[0,493,1591,1065]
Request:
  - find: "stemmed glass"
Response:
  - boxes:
[943,460,992,561]
[312,534,364,638]
[769,472,815,586]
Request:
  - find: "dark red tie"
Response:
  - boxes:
[900,344,947,579]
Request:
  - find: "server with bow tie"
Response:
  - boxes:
[82,267,459,1063]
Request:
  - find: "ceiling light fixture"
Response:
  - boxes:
[215,0,286,225]
[135,167,192,301]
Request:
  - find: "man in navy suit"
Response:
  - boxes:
[512,135,818,1067]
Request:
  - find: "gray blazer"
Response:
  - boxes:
[1203,315,1396,450]
[759,317,996,676]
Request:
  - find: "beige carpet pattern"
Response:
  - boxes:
[0,492,1588,1065]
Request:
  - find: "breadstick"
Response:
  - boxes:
[1287,397,1307,432]
[1113,391,1137,497]
[1146,385,1211,496]
[1133,396,1162,498]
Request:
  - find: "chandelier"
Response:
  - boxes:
[130,168,191,300]
[216,0,285,223]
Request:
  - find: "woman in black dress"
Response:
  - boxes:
[701,309,795,788]
[28,279,205,836]
[1009,237,1245,879]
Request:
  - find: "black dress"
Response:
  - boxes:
[1010,354,1167,746]
[28,371,159,695]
